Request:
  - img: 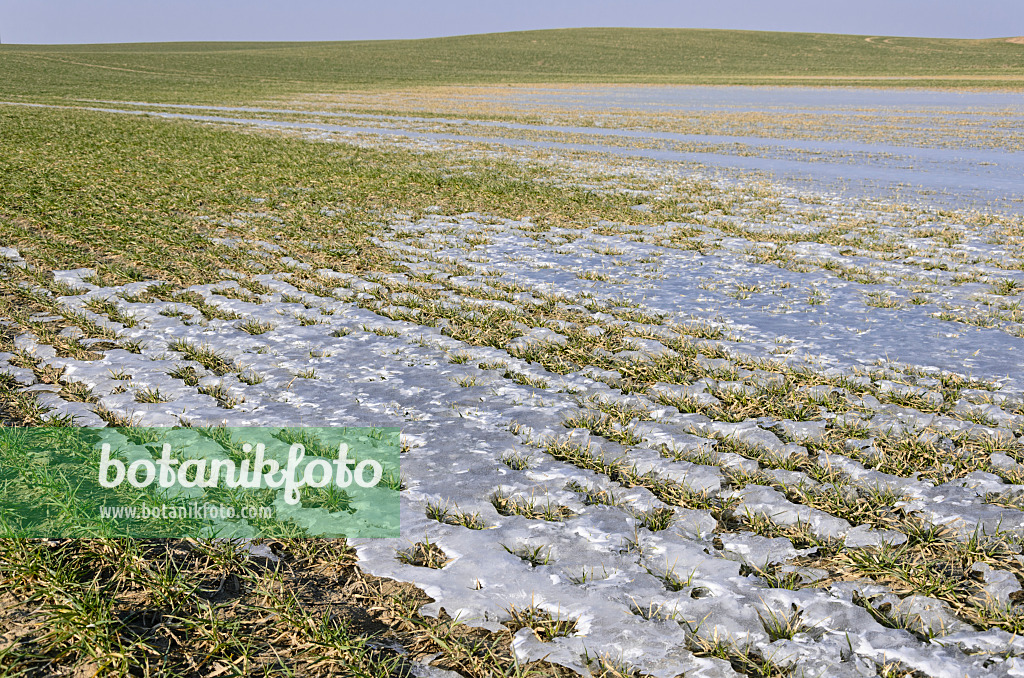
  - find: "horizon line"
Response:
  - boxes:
[3,26,1021,47]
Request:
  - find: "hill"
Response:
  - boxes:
[0,28,1022,102]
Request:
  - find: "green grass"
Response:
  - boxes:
[1,28,1022,105]
[0,105,680,287]
[2,25,1023,678]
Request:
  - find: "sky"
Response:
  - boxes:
[1,0,1021,44]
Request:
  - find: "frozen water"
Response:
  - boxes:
[4,85,1024,676]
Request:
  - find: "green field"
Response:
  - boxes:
[0,97,670,676]
[1,28,1023,104]
[3,26,1024,678]
[0,105,674,286]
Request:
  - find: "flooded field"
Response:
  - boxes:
[3,85,1024,676]
[77,84,1024,211]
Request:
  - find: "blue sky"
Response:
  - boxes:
[2,0,1021,44]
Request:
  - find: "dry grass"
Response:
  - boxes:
[0,538,575,677]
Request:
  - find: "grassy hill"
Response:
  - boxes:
[0,28,1022,103]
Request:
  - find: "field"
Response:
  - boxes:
[2,29,1024,678]
[2,28,1024,103]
